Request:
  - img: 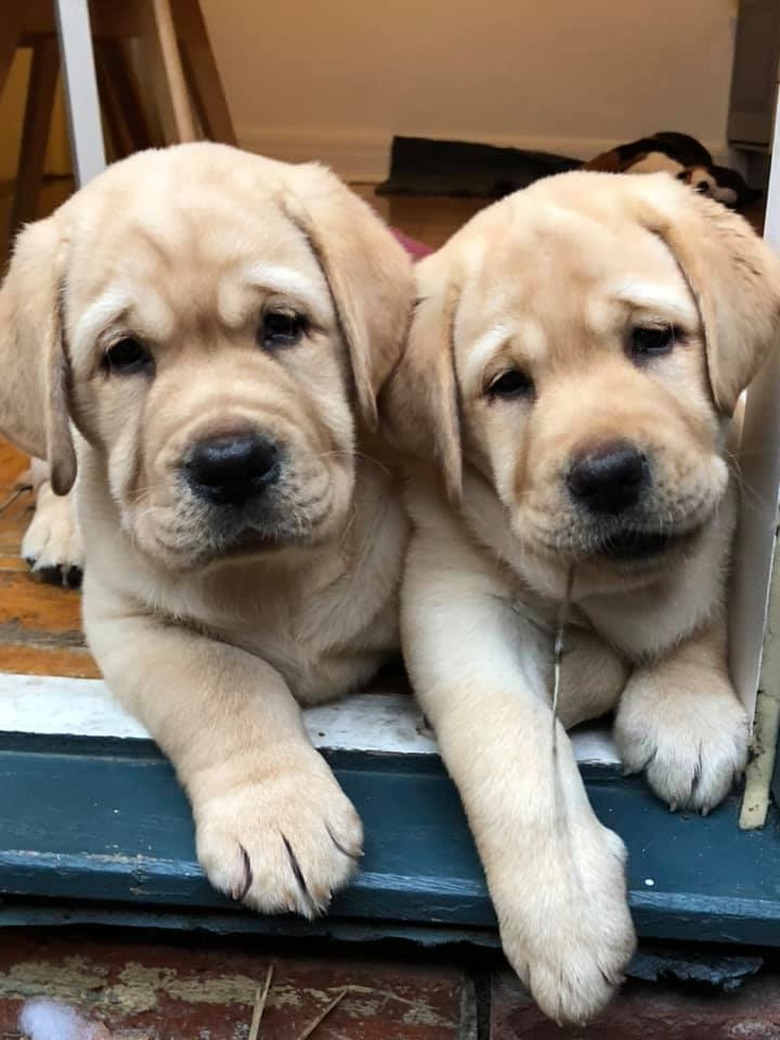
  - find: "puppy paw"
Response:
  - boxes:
[22,481,83,587]
[615,674,749,813]
[495,821,636,1025]
[194,754,363,917]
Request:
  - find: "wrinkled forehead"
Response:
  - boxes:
[64,188,331,345]
[455,205,699,356]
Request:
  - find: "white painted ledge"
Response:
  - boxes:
[0,672,620,764]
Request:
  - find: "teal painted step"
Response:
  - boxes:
[1,735,780,944]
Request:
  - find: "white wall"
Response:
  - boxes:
[0,0,738,184]
[201,0,739,180]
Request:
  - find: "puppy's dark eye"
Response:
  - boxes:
[629,325,678,361]
[486,369,535,401]
[260,310,307,350]
[102,338,154,375]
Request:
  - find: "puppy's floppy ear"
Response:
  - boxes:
[379,252,463,499]
[0,216,76,494]
[279,163,415,427]
[634,175,780,415]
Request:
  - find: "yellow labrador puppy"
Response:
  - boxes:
[381,171,780,1023]
[0,143,413,917]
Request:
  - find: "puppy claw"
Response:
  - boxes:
[601,969,626,989]
[496,821,635,1026]
[21,482,84,583]
[326,822,363,861]
[34,563,83,589]
[615,677,749,815]
[282,833,318,917]
[233,843,253,902]
[63,565,83,589]
[195,760,363,918]
[689,749,703,800]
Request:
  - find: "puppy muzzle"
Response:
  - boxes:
[564,440,704,564]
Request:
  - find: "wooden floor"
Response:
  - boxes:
[0,440,97,678]
[0,176,487,682]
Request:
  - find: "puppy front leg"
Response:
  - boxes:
[615,618,749,812]
[403,532,636,1025]
[84,584,362,918]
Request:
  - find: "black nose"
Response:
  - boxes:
[567,441,648,515]
[186,433,281,506]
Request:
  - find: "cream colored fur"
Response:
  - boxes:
[381,171,780,1024]
[0,143,414,917]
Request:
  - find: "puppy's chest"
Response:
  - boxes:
[508,584,666,665]
[178,553,400,702]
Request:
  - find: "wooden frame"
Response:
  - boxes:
[1,674,780,948]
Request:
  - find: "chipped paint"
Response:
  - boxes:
[111,963,259,1013]
[339,988,453,1027]
[0,958,262,1015]
[0,957,108,1002]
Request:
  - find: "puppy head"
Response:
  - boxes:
[382,171,780,592]
[0,143,413,571]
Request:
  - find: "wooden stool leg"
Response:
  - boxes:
[149,0,196,142]
[95,39,155,158]
[95,43,129,161]
[11,36,60,236]
[0,12,21,99]
[171,0,236,144]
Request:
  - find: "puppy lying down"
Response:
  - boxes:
[381,171,780,1024]
[0,143,414,917]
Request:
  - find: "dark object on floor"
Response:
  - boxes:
[629,948,764,993]
[586,131,761,210]
[378,135,581,198]
[491,970,780,1039]
[588,131,713,172]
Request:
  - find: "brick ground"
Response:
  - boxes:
[4,930,780,1039]
[491,970,780,1039]
[0,931,473,1040]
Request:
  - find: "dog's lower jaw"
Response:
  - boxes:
[125,498,351,574]
[590,523,705,571]
[524,514,716,600]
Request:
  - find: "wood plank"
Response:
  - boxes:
[10,35,60,236]
[172,0,237,144]
[0,570,84,640]
[0,739,778,949]
[0,643,98,678]
[0,439,27,479]
[0,675,621,762]
[0,556,27,572]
